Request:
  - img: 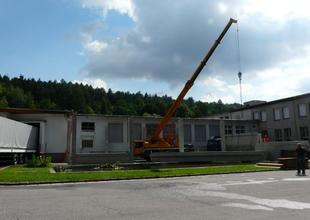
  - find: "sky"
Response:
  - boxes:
[1,0,310,104]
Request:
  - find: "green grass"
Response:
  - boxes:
[0,165,277,184]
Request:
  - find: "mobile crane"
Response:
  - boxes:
[134,18,237,160]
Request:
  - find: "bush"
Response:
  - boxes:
[26,155,52,168]
[100,161,121,170]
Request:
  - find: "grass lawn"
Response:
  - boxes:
[0,164,276,184]
[0,164,277,184]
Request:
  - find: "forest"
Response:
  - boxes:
[0,75,240,117]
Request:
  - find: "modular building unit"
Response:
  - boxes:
[72,114,131,164]
[1,107,262,164]
[0,108,74,162]
[72,114,261,163]
[0,116,37,163]
[183,118,259,151]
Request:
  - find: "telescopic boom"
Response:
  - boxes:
[150,18,237,142]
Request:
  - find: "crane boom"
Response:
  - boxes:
[150,18,237,142]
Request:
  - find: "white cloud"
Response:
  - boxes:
[239,0,310,23]
[217,2,228,14]
[85,40,108,53]
[200,76,245,103]
[81,0,136,20]
[80,33,108,54]
[78,1,310,103]
[141,36,151,43]
[74,78,108,89]
[199,49,310,103]
[250,60,310,100]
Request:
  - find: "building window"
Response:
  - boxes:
[81,122,95,131]
[273,108,281,121]
[298,104,307,117]
[235,125,245,134]
[283,128,292,141]
[261,111,267,122]
[253,111,260,120]
[225,125,233,135]
[108,123,123,143]
[146,124,159,137]
[195,125,206,142]
[81,139,93,148]
[209,124,220,137]
[132,123,142,140]
[163,124,176,137]
[274,129,282,141]
[282,107,290,119]
[300,126,309,140]
[184,124,192,143]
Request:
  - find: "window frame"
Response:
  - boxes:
[81,137,94,148]
[282,107,290,119]
[273,108,281,121]
[298,104,307,117]
[274,129,282,141]
[108,123,124,143]
[225,125,233,135]
[261,111,267,122]
[300,126,309,140]
[253,111,260,120]
[194,124,207,142]
[283,128,292,141]
[81,122,95,132]
[184,124,192,143]
[235,125,245,134]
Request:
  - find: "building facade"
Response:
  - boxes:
[0,108,74,162]
[217,93,310,142]
[1,108,259,164]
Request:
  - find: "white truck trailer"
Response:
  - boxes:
[0,116,38,164]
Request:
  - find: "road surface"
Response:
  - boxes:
[1,170,310,219]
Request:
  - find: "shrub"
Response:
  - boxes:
[100,161,121,170]
[26,155,52,168]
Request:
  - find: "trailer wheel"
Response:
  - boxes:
[18,154,25,164]
[144,152,151,162]
[13,154,18,165]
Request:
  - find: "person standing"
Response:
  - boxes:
[296,143,307,176]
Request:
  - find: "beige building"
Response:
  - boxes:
[217,93,310,142]
[1,108,259,164]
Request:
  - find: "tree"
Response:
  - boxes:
[6,86,35,108]
[0,74,239,116]
[0,83,8,107]
[0,97,8,107]
[39,98,57,109]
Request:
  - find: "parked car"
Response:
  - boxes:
[207,136,222,151]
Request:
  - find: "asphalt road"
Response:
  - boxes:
[1,170,310,220]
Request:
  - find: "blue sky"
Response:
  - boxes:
[1,0,310,103]
[0,0,133,80]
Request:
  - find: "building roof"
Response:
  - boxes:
[0,107,74,115]
[230,93,310,112]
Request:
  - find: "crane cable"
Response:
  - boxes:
[236,22,243,144]
[235,22,243,106]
